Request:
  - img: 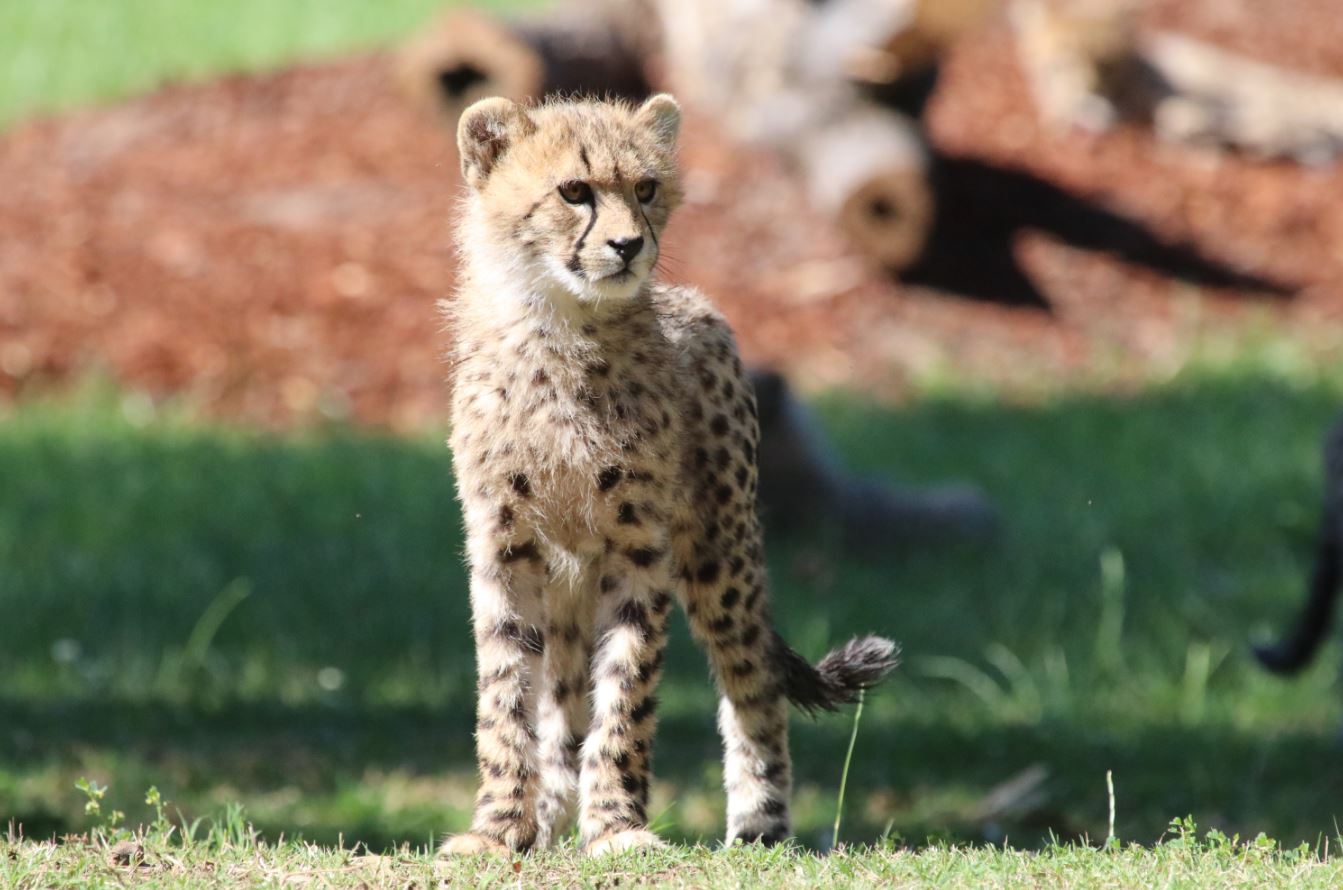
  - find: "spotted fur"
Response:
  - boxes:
[441,94,897,857]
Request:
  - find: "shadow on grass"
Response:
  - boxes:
[2,372,1342,849]
[3,698,1342,851]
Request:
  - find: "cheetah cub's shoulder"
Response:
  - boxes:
[443,94,897,857]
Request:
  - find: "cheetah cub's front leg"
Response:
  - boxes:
[439,511,550,856]
[577,508,677,855]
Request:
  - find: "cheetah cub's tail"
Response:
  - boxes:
[776,634,899,715]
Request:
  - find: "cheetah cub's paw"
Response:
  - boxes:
[438,832,510,857]
[584,829,666,856]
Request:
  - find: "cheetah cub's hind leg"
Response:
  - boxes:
[674,318,899,846]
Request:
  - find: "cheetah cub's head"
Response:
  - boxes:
[456,95,683,304]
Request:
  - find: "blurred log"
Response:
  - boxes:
[795,105,934,271]
[654,0,816,146]
[1009,0,1147,133]
[1144,32,1343,165]
[652,0,946,268]
[396,7,651,127]
[848,0,1000,86]
[1012,0,1343,163]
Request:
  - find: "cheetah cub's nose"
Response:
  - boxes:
[608,236,644,265]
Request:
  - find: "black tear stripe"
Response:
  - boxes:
[640,206,658,249]
[569,202,599,275]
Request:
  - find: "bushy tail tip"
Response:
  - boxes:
[777,634,899,716]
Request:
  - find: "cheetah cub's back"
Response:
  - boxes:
[442,93,897,857]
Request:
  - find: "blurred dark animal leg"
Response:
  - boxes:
[748,368,998,551]
[1255,417,1343,674]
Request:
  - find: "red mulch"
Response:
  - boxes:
[2,1,1341,429]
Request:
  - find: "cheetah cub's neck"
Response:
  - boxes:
[452,95,684,343]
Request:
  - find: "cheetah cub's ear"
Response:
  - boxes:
[636,93,681,151]
[456,97,536,189]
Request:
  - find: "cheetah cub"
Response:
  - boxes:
[443,93,897,857]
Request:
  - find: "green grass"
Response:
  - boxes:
[7,817,1343,888]
[0,0,531,129]
[3,362,1343,859]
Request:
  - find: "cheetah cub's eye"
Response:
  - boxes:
[558,180,593,204]
[634,179,658,203]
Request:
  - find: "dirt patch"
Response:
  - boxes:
[2,1,1341,429]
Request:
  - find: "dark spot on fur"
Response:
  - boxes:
[630,695,657,723]
[652,590,673,614]
[498,504,515,528]
[721,587,741,610]
[696,561,721,584]
[615,600,651,632]
[598,466,623,491]
[498,539,541,564]
[710,414,730,436]
[617,502,639,524]
[636,650,664,683]
[509,473,531,496]
[626,546,663,568]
